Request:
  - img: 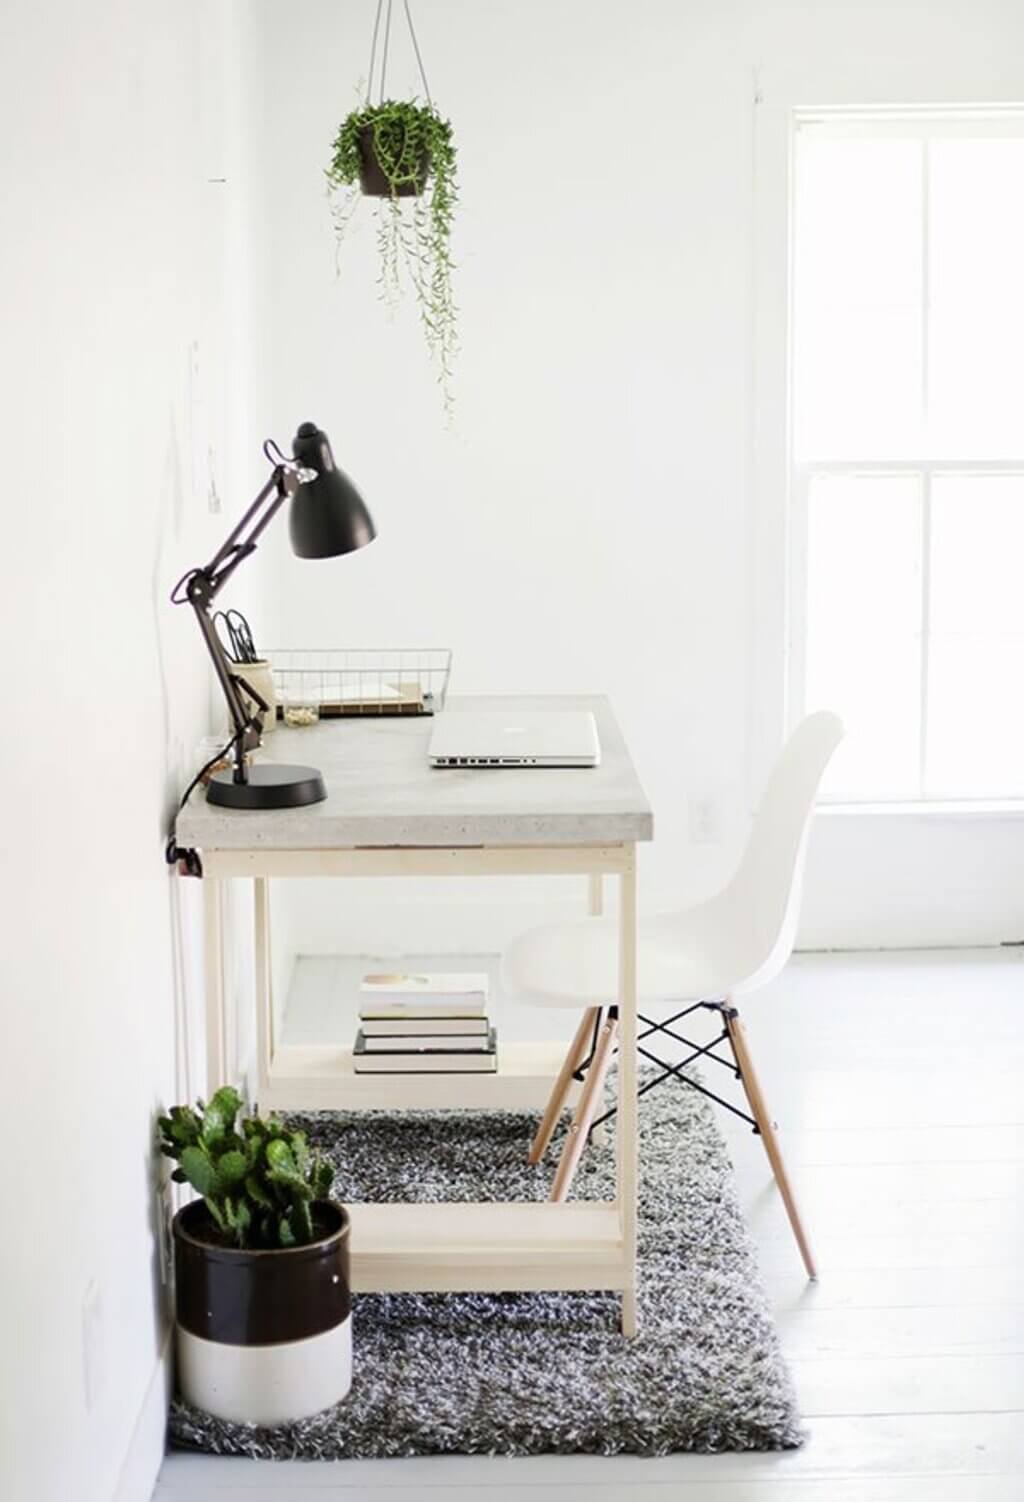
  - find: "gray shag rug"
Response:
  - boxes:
[169,1074,802,1458]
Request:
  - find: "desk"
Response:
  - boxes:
[176,694,653,1334]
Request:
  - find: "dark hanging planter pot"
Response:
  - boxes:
[357,123,429,197]
[325,0,458,409]
[173,1198,352,1425]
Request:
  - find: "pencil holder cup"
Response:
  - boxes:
[226,659,277,737]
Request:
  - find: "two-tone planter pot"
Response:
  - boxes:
[173,1199,351,1425]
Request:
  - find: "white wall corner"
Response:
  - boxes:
[111,1329,172,1502]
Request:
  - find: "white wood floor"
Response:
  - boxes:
[156,948,1024,1501]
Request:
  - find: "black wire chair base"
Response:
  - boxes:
[564,998,759,1138]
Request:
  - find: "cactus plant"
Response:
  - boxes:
[158,1087,335,1249]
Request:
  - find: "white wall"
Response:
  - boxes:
[250,0,756,964]
[0,4,257,1499]
[247,0,1024,960]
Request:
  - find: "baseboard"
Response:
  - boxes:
[112,1327,173,1502]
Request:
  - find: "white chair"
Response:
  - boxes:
[501,711,844,1280]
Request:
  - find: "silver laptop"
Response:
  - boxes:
[428,711,601,768]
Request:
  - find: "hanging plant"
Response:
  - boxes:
[327,3,458,416]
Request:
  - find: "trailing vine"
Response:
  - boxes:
[328,100,458,417]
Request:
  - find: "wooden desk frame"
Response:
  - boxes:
[200,842,640,1335]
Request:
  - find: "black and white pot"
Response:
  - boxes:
[172,1199,351,1425]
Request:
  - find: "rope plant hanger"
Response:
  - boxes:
[328,0,458,416]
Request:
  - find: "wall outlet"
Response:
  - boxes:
[689,797,721,844]
[81,1278,106,1412]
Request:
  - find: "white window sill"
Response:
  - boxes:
[818,800,1024,818]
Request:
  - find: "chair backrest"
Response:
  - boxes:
[723,711,844,993]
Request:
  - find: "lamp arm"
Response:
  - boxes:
[189,588,253,740]
[205,470,283,579]
[173,461,296,787]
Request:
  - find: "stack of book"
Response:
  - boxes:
[353,972,497,1073]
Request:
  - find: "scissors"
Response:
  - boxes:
[213,609,259,664]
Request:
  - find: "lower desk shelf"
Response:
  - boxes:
[347,1200,626,1293]
[262,1040,580,1112]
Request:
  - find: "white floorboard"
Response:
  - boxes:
[155,948,1024,1500]
[153,1480,1024,1502]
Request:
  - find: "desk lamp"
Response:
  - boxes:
[171,421,375,809]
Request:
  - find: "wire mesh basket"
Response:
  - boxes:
[266,648,452,719]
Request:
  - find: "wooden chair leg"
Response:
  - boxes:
[550,1012,618,1203]
[724,1005,817,1280]
[529,1006,600,1164]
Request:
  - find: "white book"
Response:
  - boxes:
[360,970,489,999]
[353,1028,498,1074]
[359,1001,487,1021]
[358,971,489,1019]
[360,1016,491,1038]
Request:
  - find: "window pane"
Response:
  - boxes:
[926,474,1024,796]
[928,140,1024,459]
[793,136,923,461]
[805,474,923,800]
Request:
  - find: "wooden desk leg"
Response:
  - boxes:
[203,875,226,1092]
[587,872,609,1148]
[618,849,638,1336]
[254,877,274,1105]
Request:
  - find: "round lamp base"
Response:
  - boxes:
[206,764,326,810]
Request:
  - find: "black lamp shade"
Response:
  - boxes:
[289,421,376,559]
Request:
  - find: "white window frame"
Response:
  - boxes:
[785,106,1024,807]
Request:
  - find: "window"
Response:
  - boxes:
[789,110,1024,802]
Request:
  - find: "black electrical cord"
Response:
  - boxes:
[165,728,245,876]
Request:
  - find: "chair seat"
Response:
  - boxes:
[502,904,742,1007]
